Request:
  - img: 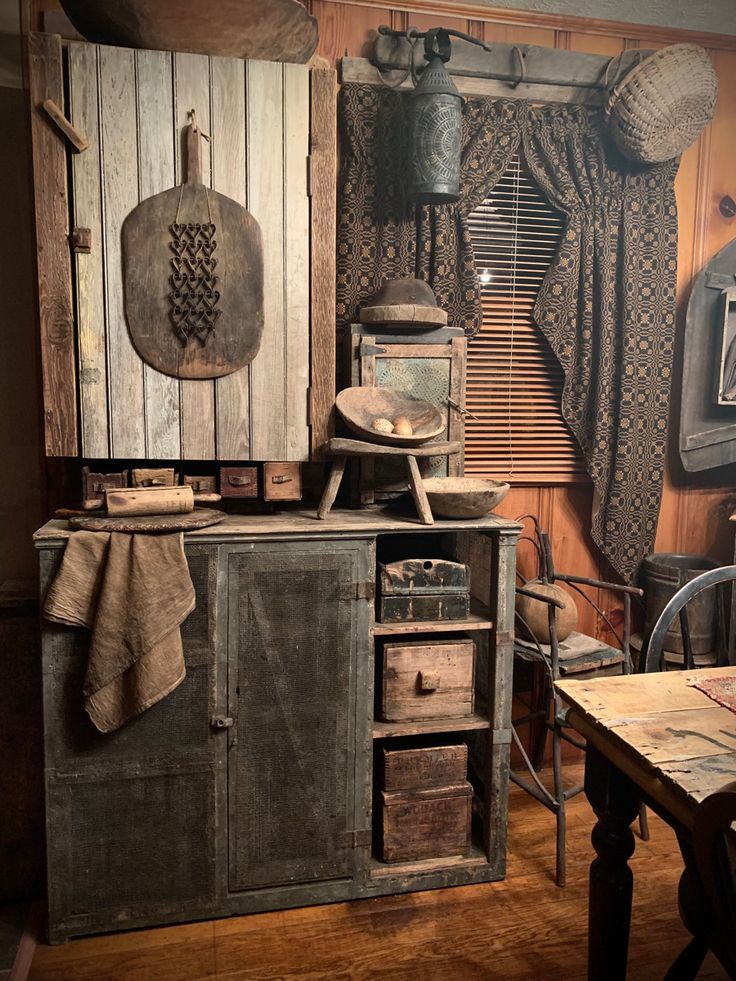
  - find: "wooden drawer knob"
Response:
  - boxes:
[418,671,440,692]
[228,475,252,486]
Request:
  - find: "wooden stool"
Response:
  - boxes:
[317,437,461,525]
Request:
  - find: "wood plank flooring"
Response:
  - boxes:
[28,768,728,980]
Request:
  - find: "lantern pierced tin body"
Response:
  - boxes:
[409,51,463,204]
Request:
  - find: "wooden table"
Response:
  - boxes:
[557,667,736,980]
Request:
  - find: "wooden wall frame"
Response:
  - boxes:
[310,67,338,461]
[27,32,78,456]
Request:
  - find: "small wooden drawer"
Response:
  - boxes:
[82,467,128,506]
[263,462,302,501]
[220,467,258,499]
[183,475,217,495]
[380,782,472,863]
[381,638,475,722]
[131,467,176,488]
[382,743,468,792]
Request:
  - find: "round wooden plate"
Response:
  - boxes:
[69,508,227,533]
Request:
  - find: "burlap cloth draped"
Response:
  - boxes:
[43,531,195,732]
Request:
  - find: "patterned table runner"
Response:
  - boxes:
[690,673,736,713]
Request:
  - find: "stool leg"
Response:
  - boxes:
[405,455,433,525]
[317,456,347,519]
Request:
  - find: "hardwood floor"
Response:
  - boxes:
[28,768,728,981]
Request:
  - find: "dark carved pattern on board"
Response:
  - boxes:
[169,222,222,347]
[338,85,679,582]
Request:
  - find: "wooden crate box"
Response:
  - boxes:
[380,743,472,863]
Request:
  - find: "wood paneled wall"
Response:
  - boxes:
[309,0,736,634]
[25,0,736,626]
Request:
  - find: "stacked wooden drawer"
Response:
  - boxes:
[380,744,472,863]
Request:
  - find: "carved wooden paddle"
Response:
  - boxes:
[122,120,264,380]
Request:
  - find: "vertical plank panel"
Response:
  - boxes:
[549,485,602,638]
[678,49,736,553]
[483,23,556,47]
[136,51,181,459]
[28,32,78,456]
[283,63,310,461]
[247,60,286,459]
[211,56,249,460]
[311,1,384,65]
[309,67,337,459]
[98,45,146,457]
[68,42,108,457]
[404,13,468,34]
[174,52,216,460]
[136,48,181,459]
[568,32,625,56]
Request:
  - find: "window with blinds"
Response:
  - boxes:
[465,155,586,483]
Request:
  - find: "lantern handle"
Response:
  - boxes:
[423,28,452,64]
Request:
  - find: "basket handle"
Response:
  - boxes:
[601,50,645,110]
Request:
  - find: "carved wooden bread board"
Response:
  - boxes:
[122,123,263,380]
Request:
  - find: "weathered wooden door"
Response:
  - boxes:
[41,543,223,941]
[224,540,371,892]
[64,39,311,460]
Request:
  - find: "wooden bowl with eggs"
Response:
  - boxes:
[335,387,445,447]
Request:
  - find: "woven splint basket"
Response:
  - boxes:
[606,44,717,164]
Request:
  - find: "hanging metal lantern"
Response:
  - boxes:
[408,30,463,204]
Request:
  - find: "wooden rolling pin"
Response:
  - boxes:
[105,485,194,517]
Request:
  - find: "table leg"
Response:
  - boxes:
[585,744,641,981]
[405,455,433,525]
[316,456,347,519]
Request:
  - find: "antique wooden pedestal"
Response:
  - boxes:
[35,510,519,942]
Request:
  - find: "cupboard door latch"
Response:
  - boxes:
[210,715,234,730]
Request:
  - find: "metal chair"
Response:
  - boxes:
[643,564,736,673]
[510,515,644,886]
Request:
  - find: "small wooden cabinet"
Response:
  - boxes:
[35,511,519,942]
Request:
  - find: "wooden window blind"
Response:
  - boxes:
[465,155,586,483]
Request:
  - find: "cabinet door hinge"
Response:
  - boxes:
[306,386,313,425]
[359,343,387,357]
[306,154,313,197]
[339,581,375,602]
[345,829,372,848]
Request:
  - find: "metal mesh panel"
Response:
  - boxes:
[50,771,213,915]
[228,551,355,891]
[45,543,216,765]
[180,546,216,651]
[375,357,451,481]
[46,659,211,764]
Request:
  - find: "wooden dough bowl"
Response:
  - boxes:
[59,0,318,63]
[422,477,510,518]
[335,387,445,447]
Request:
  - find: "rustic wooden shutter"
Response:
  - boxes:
[465,155,586,482]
